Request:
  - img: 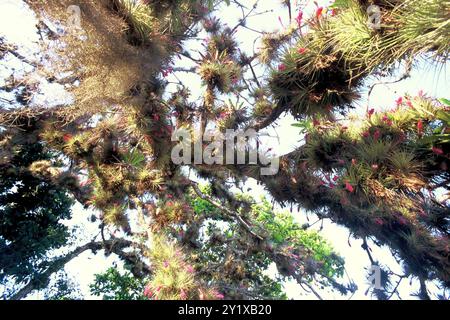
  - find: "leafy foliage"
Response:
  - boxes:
[0,142,73,285]
[90,267,147,300]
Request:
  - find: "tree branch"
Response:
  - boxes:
[190,181,264,241]
[9,238,134,300]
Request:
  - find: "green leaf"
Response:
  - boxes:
[438,98,450,106]
[330,0,350,9]
[122,149,146,168]
[436,110,450,125]
[418,134,450,145]
[291,120,312,133]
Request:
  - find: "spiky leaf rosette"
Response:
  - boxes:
[269,0,449,119]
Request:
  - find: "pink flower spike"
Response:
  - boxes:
[163,261,169,268]
[432,147,444,155]
[362,131,370,138]
[395,97,403,106]
[278,64,286,71]
[333,175,339,182]
[345,182,354,193]
[278,16,284,28]
[186,265,194,273]
[368,108,375,117]
[216,293,225,300]
[298,47,307,54]
[295,11,303,27]
[406,100,413,108]
[219,112,228,119]
[143,286,153,298]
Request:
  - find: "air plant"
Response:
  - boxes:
[116,0,156,42]
[145,234,222,300]
[198,50,242,94]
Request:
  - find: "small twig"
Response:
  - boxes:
[248,62,261,88]
[299,280,323,300]
[387,275,406,300]
[362,238,375,265]
[230,0,259,34]
[366,67,411,112]
[190,181,264,240]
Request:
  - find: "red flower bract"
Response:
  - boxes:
[63,133,73,142]
[316,7,324,18]
[398,216,408,225]
[345,182,354,193]
[417,119,423,135]
[432,147,444,155]
[373,129,381,141]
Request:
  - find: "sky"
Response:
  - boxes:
[0,0,449,300]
